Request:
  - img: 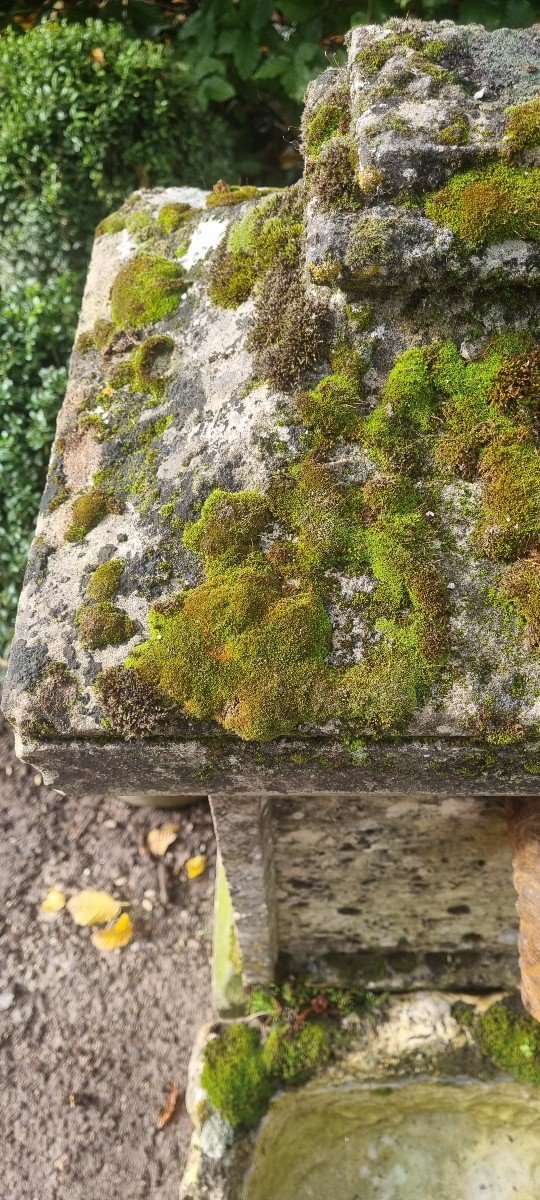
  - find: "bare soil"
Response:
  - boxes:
[0,718,214,1200]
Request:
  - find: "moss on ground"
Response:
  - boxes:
[157,202,194,232]
[425,164,540,248]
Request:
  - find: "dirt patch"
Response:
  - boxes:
[0,718,214,1200]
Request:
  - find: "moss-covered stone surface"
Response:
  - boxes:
[4,26,540,789]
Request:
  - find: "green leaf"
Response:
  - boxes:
[202,75,236,102]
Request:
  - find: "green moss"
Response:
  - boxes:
[86,557,124,602]
[307,136,360,209]
[206,184,270,208]
[130,334,174,398]
[364,347,437,471]
[501,556,540,642]
[304,88,350,156]
[476,434,540,559]
[436,112,469,146]
[75,330,95,354]
[110,253,187,329]
[209,191,302,310]
[455,999,540,1085]
[93,318,116,350]
[96,208,126,237]
[108,359,135,389]
[76,601,137,650]
[504,95,540,155]
[262,1022,332,1083]
[183,489,271,566]
[296,374,362,442]
[308,260,341,287]
[95,664,173,738]
[425,164,540,248]
[355,39,394,75]
[65,488,119,542]
[201,1024,272,1127]
[157,202,194,231]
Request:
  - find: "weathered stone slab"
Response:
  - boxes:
[273,792,518,991]
[3,19,540,800]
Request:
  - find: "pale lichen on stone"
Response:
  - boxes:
[3,20,540,795]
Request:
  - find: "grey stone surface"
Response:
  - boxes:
[2,21,540,797]
[273,792,519,990]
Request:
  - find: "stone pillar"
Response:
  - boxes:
[209,794,278,984]
[509,800,540,1020]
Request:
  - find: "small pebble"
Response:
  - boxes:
[0,989,15,1011]
[142,898,153,912]
[34,774,42,787]
[5,764,13,777]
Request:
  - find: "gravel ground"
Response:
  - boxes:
[0,718,214,1200]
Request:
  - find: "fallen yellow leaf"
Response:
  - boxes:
[91,47,106,64]
[67,889,122,927]
[185,854,207,879]
[156,1082,181,1130]
[40,886,66,917]
[91,912,133,952]
[147,822,180,857]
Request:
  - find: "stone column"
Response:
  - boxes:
[509,800,540,1020]
[208,794,278,985]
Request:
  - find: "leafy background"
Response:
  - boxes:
[0,0,534,658]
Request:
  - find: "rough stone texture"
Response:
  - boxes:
[178,992,518,1200]
[3,22,540,794]
[509,798,540,1020]
[209,795,277,984]
[273,792,518,990]
[210,791,519,992]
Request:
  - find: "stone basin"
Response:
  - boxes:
[243,1080,540,1200]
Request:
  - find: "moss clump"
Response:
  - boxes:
[201,1024,272,1127]
[307,137,361,209]
[206,184,269,208]
[425,164,540,248]
[86,558,124,602]
[96,208,126,237]
[110,253,187,330]
[296,374,362,442]
[157,202,194,232]
[355,39,394,75]
[183,488,271,565]
[76,601,137,650]
[262,1021,332,1083]
[65,488,119,542]
[24,662,80,737]
[504,95,540,155]
[455,999,540,1085]
[130,334,174,398]
[75,318,115,355]
[209,190,302,310]
[501,555,540,643]
[248,258,330,391]
[75,330,95,354]
[476,435,540,560]
[364,347,437,471]
[436,112,469,146]
[95,664,173,738]
[308,260,341,287]
[304,88,350,156]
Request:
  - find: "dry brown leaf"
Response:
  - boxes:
[91,47,106,64]
[40,886,66,918]
[147,822,180,857]
[156,1082,180,1130]
[91,912,133,952]
[67,889,122,927]
[185,854,207,879]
